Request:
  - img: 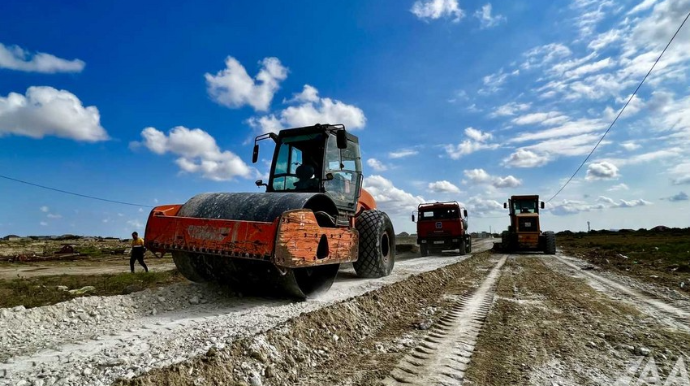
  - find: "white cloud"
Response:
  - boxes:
[521,43,572,70]
[588,29,622,51]
[480,69,509,94]
[571,0,615,38]
[607,183,629,191]
[463,168,521,188]
[467,195,504,216]
[524,133,604,157]
[465,127,493,142]
[586,161,619,180]
[248,85,366,134]
[550,199,598,216]
[40,206,49,213]
[494,175,522,188]
[616,198,653,208]
[0,43,85,73]
[47,213,62,219]
[0,86,108,142]
[388,149,419,159]
[628,0,659,14]
[444,141,498,159]
[564,57,615,79]
[132,126,253,181]
[428,180,461,194]
[363,175,425,216]
[620,141,641,151]
[502,149,550,168]
[40,221,48,226]
[670,162,690,185]
[411,0,465,22]
[474,3,506,28]
[664,191,688,201]
[367,158,388,172]
[510,117,605,142]
[550,195,652,215]
[288,84,320,103]
[205,56,288,112]
[463,169,493,184]
[511,111,569,126]
[491,102,531,117]
[444,127,498,159]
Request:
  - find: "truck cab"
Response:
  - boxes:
[412,201,470,257]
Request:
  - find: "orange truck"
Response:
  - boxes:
[412,201,470,257]
[144,124,395,298]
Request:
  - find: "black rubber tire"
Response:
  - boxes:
[459,239,467,256]
[466,237,472,253]
[544,231,556,255]
[354,210,395,278]
[420,244,429,257]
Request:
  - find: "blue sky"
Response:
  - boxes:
[1,0,689,238]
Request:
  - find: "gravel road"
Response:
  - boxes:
[0,239,494,386]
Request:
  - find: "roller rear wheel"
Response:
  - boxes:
[354,210,395,278]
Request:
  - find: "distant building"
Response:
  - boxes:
[3,235,23,241]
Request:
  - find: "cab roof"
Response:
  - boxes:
[278,124,359,144]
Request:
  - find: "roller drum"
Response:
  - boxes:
[172,192,341,299]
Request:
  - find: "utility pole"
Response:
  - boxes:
[587,221,590,233]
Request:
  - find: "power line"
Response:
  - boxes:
[546,9,690,203]
[0,174,151,208]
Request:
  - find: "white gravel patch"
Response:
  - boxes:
[0,240,493,386]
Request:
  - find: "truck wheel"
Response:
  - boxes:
[466,237,472,253]
[459,239,467,256]
[420,244,429,257]
[354,210,395,278]
[544,231,556,255]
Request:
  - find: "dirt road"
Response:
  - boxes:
[0,257,176,279]
[2,241,689,386]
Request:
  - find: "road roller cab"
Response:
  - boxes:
[144,124,395,299]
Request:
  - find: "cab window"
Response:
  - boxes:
[324,134,361,205]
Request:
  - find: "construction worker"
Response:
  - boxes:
[130,231,148,273]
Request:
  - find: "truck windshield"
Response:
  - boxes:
[513,200,538,214]
[420,207,460,220]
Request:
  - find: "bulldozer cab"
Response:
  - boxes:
[254,124,363,213]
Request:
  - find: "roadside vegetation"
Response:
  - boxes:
[557,228,690,292]
[0,270,185,309]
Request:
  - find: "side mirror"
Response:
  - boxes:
[503,202,507,209]
[255,179,267,187]
[540,201,545,209]
[252,144,259,163]
[336,129,347,149]
[325,172,334,181]
[411,214,415,222]
[463,209,468,217]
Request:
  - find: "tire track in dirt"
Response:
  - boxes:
[549,254,690,332]
[381,255,507,385]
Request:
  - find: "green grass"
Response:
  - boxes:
[558,230,690,267]
[0,270,185,309]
